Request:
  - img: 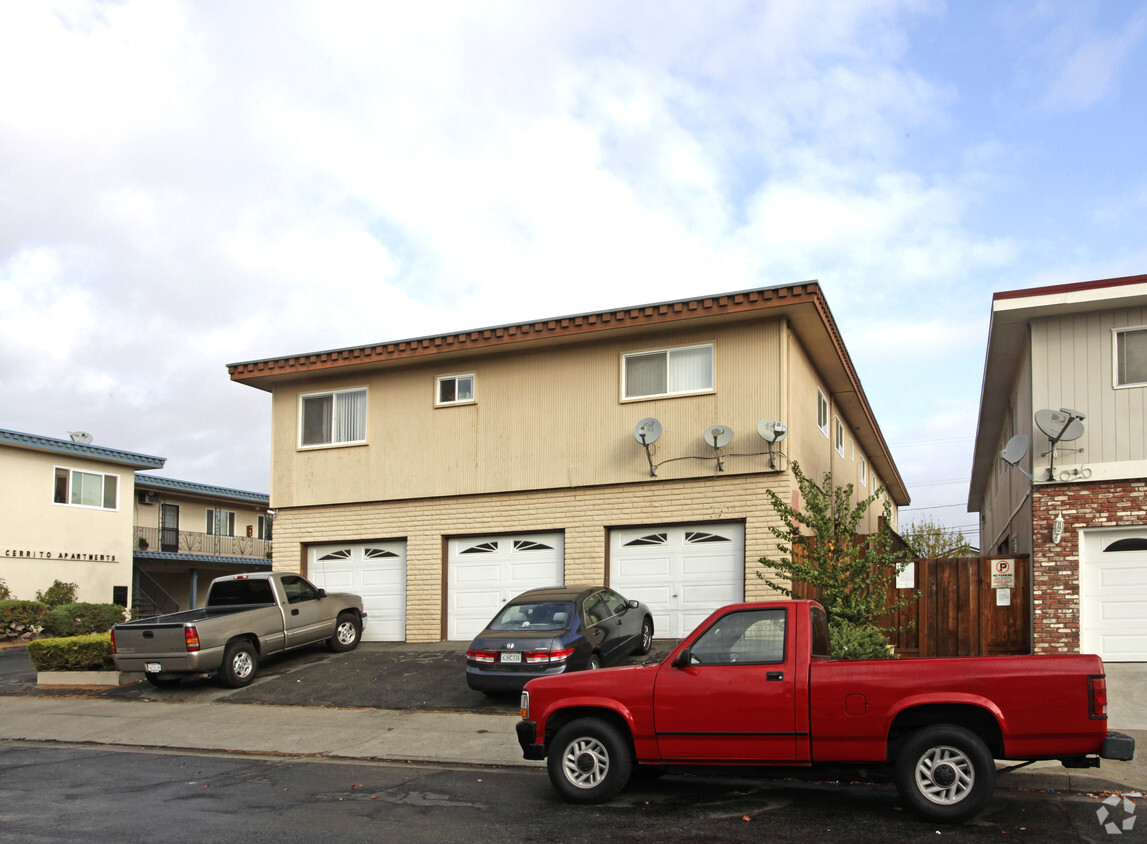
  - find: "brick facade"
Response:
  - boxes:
[1031,478,1147,653]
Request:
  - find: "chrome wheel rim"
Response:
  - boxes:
[232,652,254,680]
[561,736,609,790]
[336,621,357,645]
[641,623,652,651]
[915,744,974,805]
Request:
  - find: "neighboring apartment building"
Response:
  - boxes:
[968,274,1147,662]
[0,428,271,614]
[229,282,909,643]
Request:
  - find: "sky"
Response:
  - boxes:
[3,0,1147,547]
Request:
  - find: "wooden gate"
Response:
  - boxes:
[794,556,1031,658]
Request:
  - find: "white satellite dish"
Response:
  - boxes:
[68,431,93,444]
[1001,434,1029,467]
[633,417,663,445]
[757,420,788,443]
[703,425,734,448]
[1034,409,1085,443]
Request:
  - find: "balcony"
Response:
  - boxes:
[134,526,272,561]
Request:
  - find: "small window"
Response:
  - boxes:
[281,575,319,604]
[859,457,867,487]
[53,467,118,510]
[835,418,845,456]
[206,509,236,537]
[437,373,475,406]
[623,344,714,400]
[300,387,367,447]
[811,606,831,659]
[817,390,829,436]
[1115,327,1147,387]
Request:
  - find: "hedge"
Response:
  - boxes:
[26,633,114,672]
[0,600,50,640]
[45,603,129,638]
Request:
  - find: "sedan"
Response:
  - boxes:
[465,586,654,693]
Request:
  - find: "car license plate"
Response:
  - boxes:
[145,662,162,673]
[500,652,521,664]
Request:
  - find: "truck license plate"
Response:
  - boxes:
[500,652,521,664]
[145,663,162,673]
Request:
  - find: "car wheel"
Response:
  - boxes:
[145,673,182,688]
[635,617,654,655]
[894,725,995,823]
[586,653,602,671]
[328,612,362,652]
[547,717,633,804]
[219,639,259,688]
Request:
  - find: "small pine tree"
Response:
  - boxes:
[757,461,917,630]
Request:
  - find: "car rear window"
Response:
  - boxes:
[489,601,575,632]
[207,578,275,606]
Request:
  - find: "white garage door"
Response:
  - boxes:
[1080,527,1147,661]
[448,532,564,641]
[610,523,744,639]
[308,541,406,642]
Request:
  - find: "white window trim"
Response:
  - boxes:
[1113,325,1147,389]
[859,457,867,487]
[817,389,829,437]
[206,508,236,537]
[835,417,845,456]
[436,373,476,407]
[621,343,715,401]
[298,386,368,449]
[53,466,119,511]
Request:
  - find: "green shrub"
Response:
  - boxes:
[44,603,129,637]
[830,619,897,660]
[26,633,114,672]
[0,600,50,640]
[0,577,10,600]
[36,580,79,608]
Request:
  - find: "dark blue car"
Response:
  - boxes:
[465,585,654,693]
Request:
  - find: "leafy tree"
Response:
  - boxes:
[900,516,974,558]
[757,461,916,649]
[36,580,79,608]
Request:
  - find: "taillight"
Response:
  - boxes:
[185,626,201,652]
[520,691,530,719]
[525,646,575,665]
[467,649,497,664]
[109,629,116,654]
[1088,675,1108,719]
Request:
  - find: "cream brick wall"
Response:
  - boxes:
[275,473,795,642]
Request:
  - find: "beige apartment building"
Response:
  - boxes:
[230,283,908,644]
[0,428,271,614]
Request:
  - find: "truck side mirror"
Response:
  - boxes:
[673,647,692,668]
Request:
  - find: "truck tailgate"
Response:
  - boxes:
[112,623,195,656]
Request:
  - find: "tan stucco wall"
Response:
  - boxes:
[1,447,134,604]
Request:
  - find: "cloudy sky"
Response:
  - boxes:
[3,1,1146,545]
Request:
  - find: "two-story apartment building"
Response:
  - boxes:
[968,274,1147,662]
[0,428,271,614]
[229,282,909,643]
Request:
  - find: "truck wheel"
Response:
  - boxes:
[547,717,633,804]
[145,673,182,689]
[219,640,259,688]
[894,725,995,824]
[585,653,602,671]
[635,617,654,655]
[329,612,362,652]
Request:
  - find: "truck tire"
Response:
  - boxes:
[547,717,633,804]
[219,639,259,688]
[894,725,995,823]
[328,612,362,653]
[635,617,654,655]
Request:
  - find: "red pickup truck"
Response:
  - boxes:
[516,600,1134,823]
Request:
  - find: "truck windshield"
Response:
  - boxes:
[488,601,575,632]
[208,579,275,606]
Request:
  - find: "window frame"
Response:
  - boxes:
[859,457,868,487]
[1114,325,1147,388]
[298,386,368,449]
[817,389,829,437]
[621,343,715,401]
[835,417,845,456]
[436,373,476,407]
[52,466,119,511]
[206,508,236,537]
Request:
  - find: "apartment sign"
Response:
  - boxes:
[3,548,118,562]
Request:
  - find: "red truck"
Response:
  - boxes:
[516,600,1134,823]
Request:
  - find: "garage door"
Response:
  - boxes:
[448,532,564,641]
[1080,527,1147,661]
[610,523,744,639]
[308,541,406,642]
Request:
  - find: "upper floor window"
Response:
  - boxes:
[437,373,475,406]
[53,467,118,510]
[859,457,868,487]
[207,508,236,537]
[300,387,367,447]
[817,389,829,436]
[623,344,713,400]
[1115,326,1147,387]
[835,418,845,455]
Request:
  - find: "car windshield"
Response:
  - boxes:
[488,601,576,632]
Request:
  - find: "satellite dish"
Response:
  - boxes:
[68,431,93,444]
[757,420,788,444]
[1000,434,1029,467]
[1035,409,1085,443]
[633,418,663,445]
[703,425,734,448]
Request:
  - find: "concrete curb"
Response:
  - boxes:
[36,670,144,687]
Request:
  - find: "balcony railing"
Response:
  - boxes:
[134,526,272,560]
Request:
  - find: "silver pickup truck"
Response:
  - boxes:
[111,572,366,688]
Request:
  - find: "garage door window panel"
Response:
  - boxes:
[623,344,714,400]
